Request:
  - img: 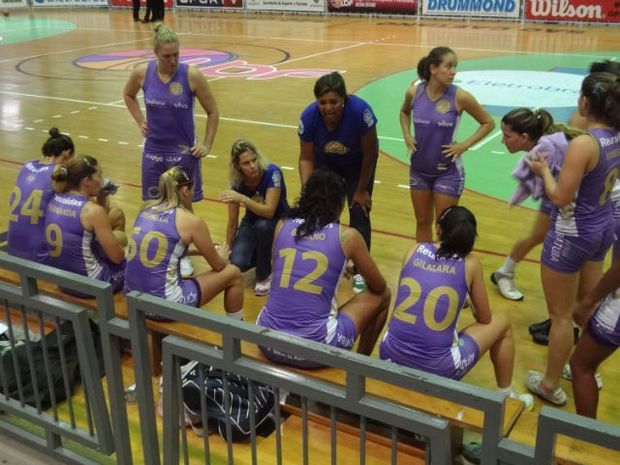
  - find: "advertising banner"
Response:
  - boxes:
[175,0,242,8]
[328,0,415,14]
[33,0,108,6]
[246,0,325,12]
[526,0,620,23]
[421,0,519,17]
[110,0,174,8]
[1,0,28,9]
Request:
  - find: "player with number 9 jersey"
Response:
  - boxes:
[7,128,74,261]
[39,156,127,295]
[257,169,390,368]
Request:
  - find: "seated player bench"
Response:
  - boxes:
[0,265,524,461]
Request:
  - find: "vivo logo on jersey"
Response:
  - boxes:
[173,102,189,110]
[437,120,454,128]
[426,0,516,12]
[528,0,603,19]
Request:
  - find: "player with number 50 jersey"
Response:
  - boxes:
[8,128,74,262]
[124,167,244,319]
[257,169,390,368]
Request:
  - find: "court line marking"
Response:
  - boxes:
[470,130,502,151]
[1,90,299,129]
[0,37,153,64]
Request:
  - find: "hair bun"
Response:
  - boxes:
[49,127,60,137]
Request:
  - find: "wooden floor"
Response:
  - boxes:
[1,7,619,434]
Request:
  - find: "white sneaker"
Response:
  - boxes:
[352,274,367,294]
[254,275,272,296]
[561,363,603,390]
[510,392,534,411]
[526,370,567,406]
[490,270,524,301]
[180,256,194,278]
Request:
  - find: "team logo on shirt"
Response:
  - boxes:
[323,141,349,155]
[363,108,375,128]
[272,170,282,188]
[169,82,183,96]
[297,120,305,136]
[435,99,451,114]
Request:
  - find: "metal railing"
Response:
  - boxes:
[0,253,619,465]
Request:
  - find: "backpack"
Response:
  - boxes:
[0,320,104,409]
[180,362,276,442]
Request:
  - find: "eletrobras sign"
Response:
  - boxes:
[421,0,519,17]
[526,0,620,22]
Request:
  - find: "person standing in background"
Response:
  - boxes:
[123,23,219,277]
[298,72,379,294]
[525,72,620,405]
[399,46,494,244]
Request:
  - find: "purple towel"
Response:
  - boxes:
[509,132,568,206]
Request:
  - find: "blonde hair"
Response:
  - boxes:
[153,23,179,52]
[146,166,193,213]
[229,139,269,188]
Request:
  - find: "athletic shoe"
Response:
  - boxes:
[528,318,551,335]
[561,363,603,390]
[180,256,194,278]
[532,326,579,346]
[254,275,272,296]
[525,370,567,406]
[352,274,367,294]
[510,392,534,411]
[490,271,524,301]
[461,441,482,464]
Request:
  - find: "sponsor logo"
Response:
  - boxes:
[456,70,582,111]
[54,196,84,206]
[426,0,517,12]
[77,50,338,81]
[297,120,305,136]
[437,120,454,127]
[529,0,603,19]
[145,97,165,107]
[600,135,620,148]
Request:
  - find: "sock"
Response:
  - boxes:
[499,257,517,274]
[227,309,243,320]
[497,386,517,399]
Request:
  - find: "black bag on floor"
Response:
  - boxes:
[0,320,104,409]
[181,362,276,442]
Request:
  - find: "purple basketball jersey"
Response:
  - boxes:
[411,84,460,175]
[7,161,56,261]
[552,127,619,237]
[380,243,468,369]
[124,206,190,302]
[143,61,195,154]
[257,219,346,342]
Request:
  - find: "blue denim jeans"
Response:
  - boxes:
[230,217,277,281]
